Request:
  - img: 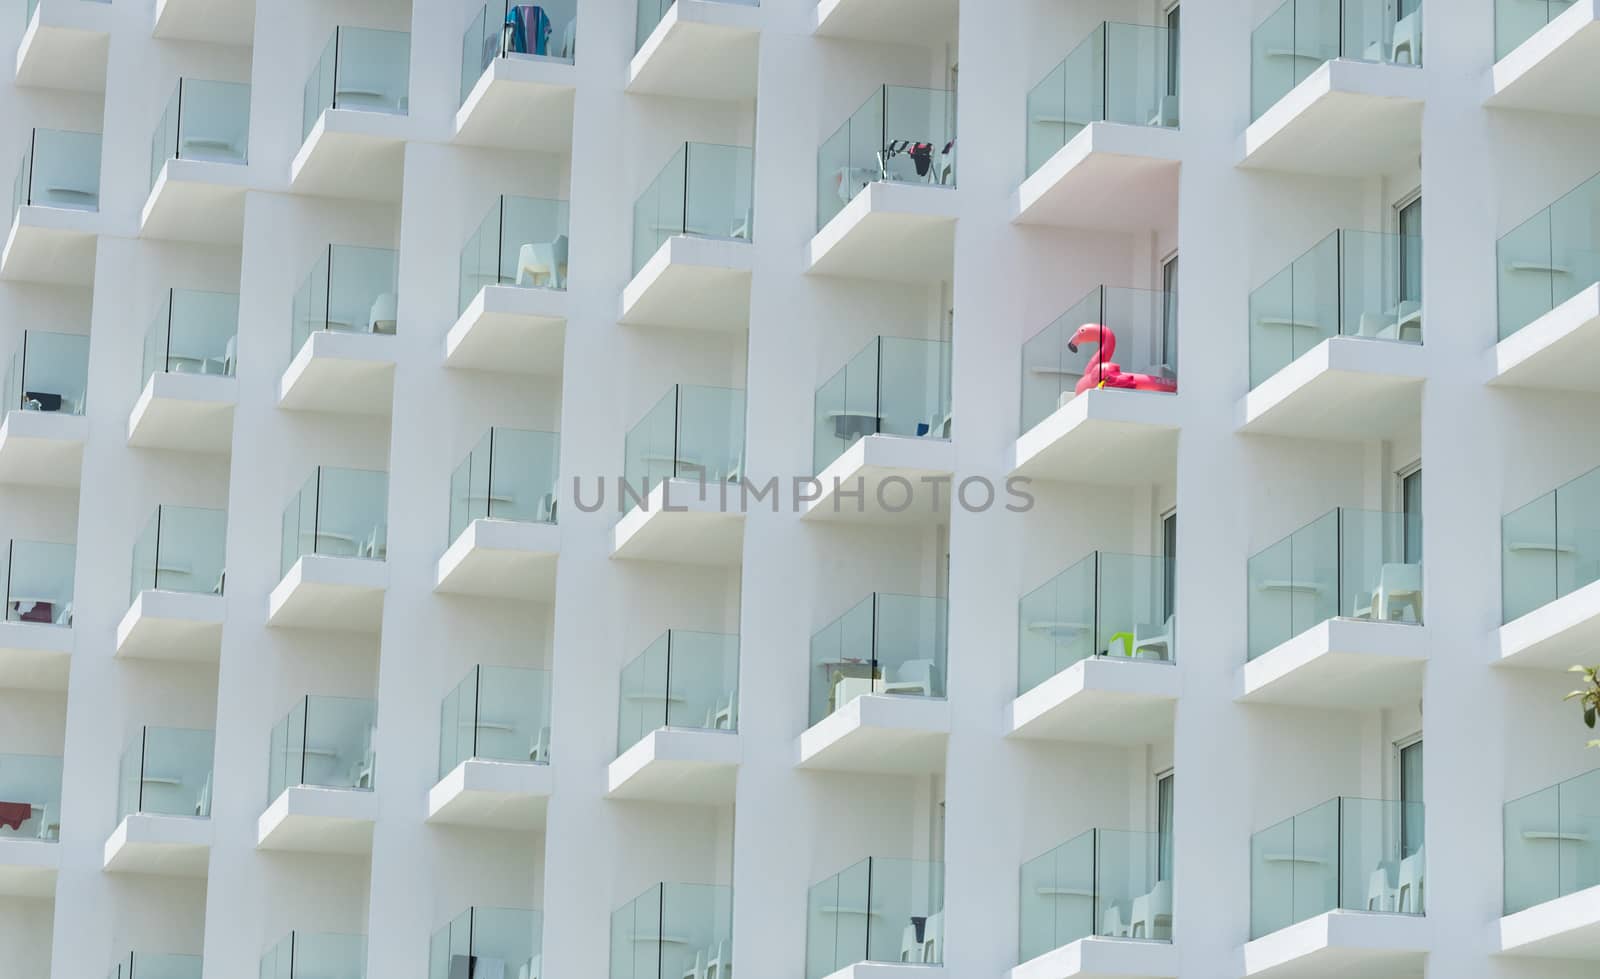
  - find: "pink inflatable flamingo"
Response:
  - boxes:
[1066,323,1178,396]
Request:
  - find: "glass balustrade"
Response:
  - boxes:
[108,953,203,979]
[631,142,754,275]
[1026,22,1178,178]
[1496,170,1600,341]
[636,0,757,49]
[439,665,554,776]
[302,27,411,140]
[148,78,250,191]
[117,727,215,821]
[279,467,389,575]
[260,932,367,979]
[1019,829,1169,961]
[1496,0,1578,60]
[130,505,227,603]
[1018,552,1175,695]
[267,696,378,802]
[1502,463,1600,623]
[809,593,948,726]
[448,428,560,545]
[1248,230,1423,389]
[0,753,62,841]
[813,337,952,475]
[13,127,101,214]
[610,883,733,979]
[617,631,740,754]
[3,539,75,627]
[818,85,957,230]
[290,244,400,359]
[431,907,542,979]
[1020,286,1177,433]
[806,858,944,977]
[458,195,571,313]
[1250,797,1425,938]
[461,0,578,104]
[142,289,239,388]
[621,384,746,514]
[1251,0,1424,120]
[1504,768,1600,915]
[4,330,89,417]
[1247,508,1420,659]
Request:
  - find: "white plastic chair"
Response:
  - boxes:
[1397,846,1425,913]
[681,950,707,979]
[517,235,568,289]
[709,690,737,731]
[922,911,943,962]
[529,726,551,763]
[369,293,398,334]
[1131,880,1172,939]
[1391,12,1421,65]
[880,659,937,697]
[1133,616,1173,660]
[705,940,730,979]
[1148,94,1179,128]
[1101,903,1130,938]
[1366,865,1398,912]
[1366,563,1422,622]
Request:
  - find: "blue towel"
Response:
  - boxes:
[507,5,552,56]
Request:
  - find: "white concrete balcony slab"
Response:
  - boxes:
[445,286,566,375]
[802,434,955,525]
[796,694,949,775]
[455,56,575,152]
[0,620,71,690]
[256,786,377,855]
[15,1,108,92]
[1237,619,1426,710]
[1488,283,1600,391]
[277,331,396,416]
[267,555,386,633]
[1010,936,1180,979]
[627,0,761,101]
[611,479,745,566]
[0,838,59,898]
[1238,60,1423,177]
[1012,390,1180,486]
[427,759,552,832]
[1498,884,1600,960]
[140,159,250,244]
[126,372,237,453]
[620,236,752,332]
[1484,0,1600,116]
[807,181,958,284]
[1014,123,1181,232]
[813,0,958,46]
[115,590,224,663]
[1497,578,1600,670]
[1005,658,1178,745]
[102,813,210,877]
[607,728,740,804]
[1237,337,1425,441]
[434,519,559,602]
[290,109,408,202]
[2,206,100,286]
[0,409,87,487]
[1242,910,1428,978]
[153,0,255,46]
[818,963,948,979]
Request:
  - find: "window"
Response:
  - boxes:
[1165,4,1180,97]
[1401,466,1422,564]
[1157,771,1175,881]
[1161,252,1179,373]
[1398,738,1424,858]
[1162,509,1177,620]
[1397,194,1421,305]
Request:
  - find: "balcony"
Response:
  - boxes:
[436,429,560,600]
[1241,0,1423,176]
[630,0,760,101]
[4,129,101,286]
[611,883,732,979]
[799,593,948,774]
[1246,797,1426,976]
[1007,552,1177,744]
[805,337,953,524]
[258,697,378,854]
[103,727,213,877]
[0,540,73,692]
[428,665,553,831]
[0,330,88,486]
[613,384,746,564]
[270,467,388,632]
[1500,767,1600,958]
[115,506,226,663]
[1016,22,1180,231]
[1242,509,1425,708]
[1014,830,1176,979]
[609,631,739,804]
[141,79,251,243]
[456,2,576,151]
[260,933,366,979]
[1499,464,1600,667]
[107,953,202,979]
[1241,230,1425,440]
[15,0,109,91]
[154,0,254,46]
[432,908,542,979]
[292,28,411,201]
[446,196,568,374]
[1490,170,1600,389]
[128,290,238,453]
[807,859,945,978]
[1487,0,1599,114]
[813,0,957,45]
[1013,287,1179,484]
[810,86,958,283]
[0,753,60,897]
[624,143,754,331]
[279,245,398,414]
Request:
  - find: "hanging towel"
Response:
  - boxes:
[507,5,553,56]
[0,801,32,831]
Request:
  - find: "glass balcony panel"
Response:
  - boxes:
[873,593,946,703]
[633,144,685,276]
[1505,781,1563,915]
[617,631,739,754]
[1503,465,1600,621]
[1251,0,1420,121]
[1096,829,1163,940]
[142,290,239,387]
[4,330,89,416]
[150,79,251,190]
[631,143,753,275]
[14,129,101,213]
[1246,510,1343,659]
[817,85,956,231]
[130,505,227,601]
[462,1,578,104]
[1018,553,1174,696]
[268,696,377,801]
[610,883,732,979]
[1497,171,1600,340]
[622,385,746,513]
[458,195,571,312]
[291,245,399,358]
[1019,830,1096,962]
[261,933,366,979]
[806,858,943,977]
[1495,0,1575,60]
[279,467,390,574]
[1020,287,1176,433]
[302,27,411,140]
[813,337,952,474]
[439,666,553,776]
[1025,58,1070,179]
[1097,552,1175,663]
[1017,554,1095,694]
[0,753,62,841]
[430,907,541,979]
[112,953,203,979]
[3,539,75,627]
[117,727,215,820]
[1338,508,1415,620]
[449,428,561,545]
[1557,770,1600,906]
[809,594,875,725]
[617,633,669,753]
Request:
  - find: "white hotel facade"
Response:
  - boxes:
[2,0,1600,977]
